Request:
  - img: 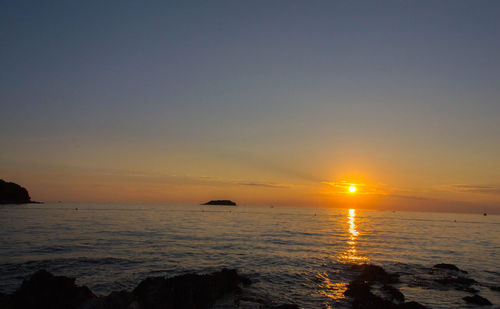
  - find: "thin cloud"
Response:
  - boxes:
[440,184,500,195]
[75,166,296,189]
[238,182,291,189]
[9,162,298,189]
[386,194,429,201]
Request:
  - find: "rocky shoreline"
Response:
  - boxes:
[0,268,296,309]
[0,263,496,308]
[343,263,495,308]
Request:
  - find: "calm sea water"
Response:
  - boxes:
[0,203,498,308]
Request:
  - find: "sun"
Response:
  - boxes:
[348,186,356,193]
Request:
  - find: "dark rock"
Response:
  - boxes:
[352,294,395,309]
[0,292,10,309]
[382,284,405,303]
[133,268,249,309]
[460,287,479,293]
[462,295,492,306]
[269,304,299,309]
[202,200,237,206]
[345,280,372,298]
[432,263,467,274]
[397,301,430,309]
[351,264,400,284]
[85,290,135,309]
[344,265,429,309]
[435,276,476,287]
[9,269,96,309]
[490,286,500,292]
[0,179,31,204]
[345,280,397,309]
[345,265,408,308]
[3,269,251,309]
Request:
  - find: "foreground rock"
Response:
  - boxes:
[202,200,237,206]
[490,286,500,292]
[397,302,429,309]
[129,268,250,309]
[431,263,479,294]
[0,268,300,309]
[382,284,405,303]
[434,276,477,288]
[351,264,400,284]
[267,305,299,309]
[9,270,96,309]
[345,264,429,309]
[0,179,32,204]
[432,263,467,273]
[357,262,494,308]
[462,295,492,306]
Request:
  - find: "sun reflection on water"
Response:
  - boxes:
[316,272,349,303]
[348,209,359,237]
[339,208,368,264]
[316,209,369,304]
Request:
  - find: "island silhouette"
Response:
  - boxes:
[202,200,237,206]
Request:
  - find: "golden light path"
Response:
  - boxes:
[348,209,359,238]
[318,209,369,305]
[316,273,349,306]
[341,208,367,263]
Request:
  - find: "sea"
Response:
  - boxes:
[0,203,498,308]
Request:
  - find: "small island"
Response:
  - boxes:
[0,179,32,204]
[202,200,237,206]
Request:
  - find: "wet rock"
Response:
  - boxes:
[9,269,96,309]
[269,304,299,309]
[345,280,372,298]
[0,292,10,309]
[435,276,476,287]
[83,290,135,309]
[462,295,492,306]
[432,263,467,273]
[351,264,399,284]
[345,265,431,309]
[397,301,430,309]
[132,268,250,309]
[490,286,500,292]
[382,284,405,303]
[345,280,397,309]
[427,264,480,293]
[460,287,479,293]
[3,269,251,309]
[352,294,395,309]
[239,296,296,309]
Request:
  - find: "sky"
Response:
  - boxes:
[1,1,499,213]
